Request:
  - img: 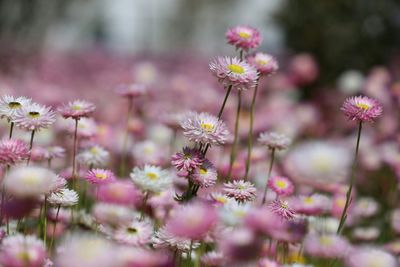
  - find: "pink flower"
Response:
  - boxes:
[13,103,56,131]
[226,25,261,51]
[209,57,259,91]
[201,251,226,267]
[171,147,204,172]
[0,139,29,165]
[96,180,140,205]
[267,176,294,196]
[152,226,199,252]
[113,220,153,246]
[85,169,116,185]
[258,258,281,267]
[341,95,383,123]
[115,83,147,98]
[258,132,291,151]
[345,247,397,267]
[223,180,257,203]
[268,199,296,220]
[244,207,284,236]
[58,99,96,120]
[192,159,218,188]
[304,233,350,259]
[247,52,279,76]
[290,194,330,216]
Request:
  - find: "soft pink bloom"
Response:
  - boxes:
[267,176,294,196]
[224,180,257,202]
[290,194,331,216]
[247,52,279,76]
[85,169,116,185]
[96,180,140,205]
[258,132,291,151]
[192,159,218,188]
[345,247,397,267]
[58,99,96,120]
[304,233,350,259]
[115,83,147,98]
[92,203,133,227]
[118,247,171,267]
[171,147,204,172]
[0,139,29,165]
[226,25,261,51]
[201,251,226,267]
[341,95,383,123]
[209,57,259,91]
[44,146,66,160]
[289,53,319,86]
[244,207,284,236]
[113,220,153,246]
[268,199,296,220]
[13,103,56,131]
[258,258,281,267]
[29,146,47,162]
[152,226,199,252]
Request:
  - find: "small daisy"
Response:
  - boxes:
[247,52,279,76]
[58,99,96,120]
[113,220,153,246]
[77,145,110,168]
[210,192,231,206]
[268,199,296,220]
[226,25,261,51]
[130,165,171,193]
[192,159,218,188]
[44,146,66,160]
[267,176,294,196]
[92,203,134,227]
[258,132,291,151]
[210,57,259,91]
[115,83,148,98]
[219,200,250,226]
[0,139,29,165]
[96,180,140,205]
[47,188,79,207]
[171,147,204,172]
[13,102,56,131]
[152,226,199,252]
[303,233,350,259]
[85,169,116,185]
[291,194,331,216]
[341,95,383,123]
[181,111,230,146]
[0,95,31,121]
[224,180,257,203]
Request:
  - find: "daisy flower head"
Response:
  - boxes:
[152,226,200,252]
[77,145,110,168]
[303,233,350,259]
[0,95,31,121]
[85,169,116,185]
[13,102,56,131]
[181,111,230,146]
[210,57,259,91]
[247,52,279,76]
[96,180,140,206]
[48,188,79,207]
[115,83,148,98]
[223,180,257,203]
[258,132,291,151]
[0,139,29,165]
[268,199,296,220]
[0,234,46,267]
[130,165,171,193]
[92,203,134,227]
[58,99,96,120]
[345,247,397,267]
[192,159,218,188]
[44,146,66,160]
[226,25,261,51]
[267,176,294,196]
[291,194,331,216]
[171,146,204,172]
[341,95,383,123]
[113,219,153,246]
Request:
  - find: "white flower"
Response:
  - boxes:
[92,203,134,227]
[77,145,110,168]
[130,165,171,193]
[48,188,79,207]
[219,199,250,226]
[132,140,166,165]
[258,131,291,150]
[0,95,31,121]
[152,226,199,252]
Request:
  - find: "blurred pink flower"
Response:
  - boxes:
[224,180,257,203]
[341,95,383,123]
[0,139,29,165]
[58,99,96,120]
[226,25,261,51]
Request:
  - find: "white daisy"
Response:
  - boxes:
[0,95,31,121]
[47,188,79,207]
[130,165,172,193]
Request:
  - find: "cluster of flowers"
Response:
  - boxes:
[0,24,396,267]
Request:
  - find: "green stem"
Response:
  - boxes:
[119,97,134,177]
[140,192,149,221]
[261,148,275,205]
[49,205,60,255]
[26,130,35,165]
[72,119,78,189]
[43,196,48,247]
[9,122,14,139]
[227,91,242,178]
[337,121,363,234]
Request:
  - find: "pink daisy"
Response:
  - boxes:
[152,226,199,252]
[0,139,29,165]
[341,95,383,123]
[171,147,204,172]
[226,25,261,51]
[209,57,259,91]
[13,103,56,131]
[44,146,66,160]
[223,180,257,203]
[291,194,330,216]
[113,220,153,246]
[267,176,294,196]
[268,199,296,220]
[247,52,279,76]
[258,132,291,151]
[85,169,116,185]
[345,247,397,267]
[58,99,96,120]
[96,180,140,205]
[192,159,218,188]
[304,233,350,259]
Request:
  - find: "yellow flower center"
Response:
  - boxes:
[320,236,333,246]
[275,180,287,189]
[356,103,371,110]
[228,64,245,74]
[215,196,227,204]
[90,147,98,155]
[256,58,269,66]
[28,111,40,118]
[304,197,314,204]
[23,175,39,185]
[72,105,82,110]
[238,31,252,39]
[95,173,107,180]
[8,102,21,109]
[146,172,158,180]
[280,202,288,209]
[199,168,207,175]
[201,123,214,132]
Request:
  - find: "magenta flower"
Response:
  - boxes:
[268,199,296,220]
[341,95,383,123]
[226,25,261,51]
[85,169,116,185]
[209,57,259,91]
[267,176,294,196]
[58,99,96,120]
[0,139,29,165]
[224,180,257,203]
[247,52,279,76]
[192,159,218,188]
[171,147,204,172]
[96,180,140,205]
[13,103,56,131]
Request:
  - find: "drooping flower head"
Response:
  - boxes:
[13,103,56,131]
[224,180,257,203]
[210,57,259,91]
[181,111,229,146]
[226,25,261,51]
[58,99,96,120]
[192,159,218,188]
[267,176,294,196]
[85,169,116,185]
[0,95,31,121]
[258,132,291,151]
[0,139,30,165]
[247,52,279,76]
[130,165,171,193]
[341,95,383,123]
[268,199,296,220]
[171,147,204,172]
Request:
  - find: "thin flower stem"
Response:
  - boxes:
[227,91,242,178]
[119,97,134,176]
[72,119,79,185]
[43,196,48,247]
[26,130,35,165]
[244,77,261,180]
[49,205,60,255]
[261,148,275,205]
[9,122,14,139]
[140,192,149,221]
[337,121,363,234]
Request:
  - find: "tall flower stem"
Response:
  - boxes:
[244,77,261,180]
[228,91,242,178]
[26,130,35,165]
[9,122,14,139]
[337,121,362,234]
[43,196,48,247]
[72,119,78,189]
[119,97,134,176]
[261,148,275,205]
[140,192,149,221]
[49,205,60,255]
